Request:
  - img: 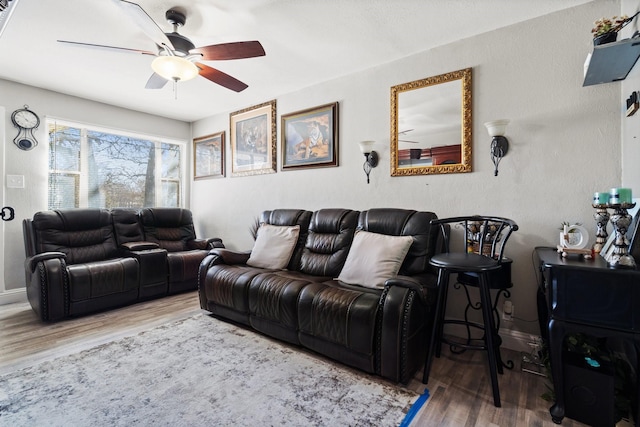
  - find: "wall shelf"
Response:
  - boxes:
[583,37,640,86]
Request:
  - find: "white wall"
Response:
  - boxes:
[622,0,640,189]
[191,0,622,337]
[0,80,190,296]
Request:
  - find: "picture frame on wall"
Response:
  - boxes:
[194,132,225,180]
[229,100,277,177]
[281,102,339,170]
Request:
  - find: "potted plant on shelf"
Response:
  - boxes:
[592,14,630,45]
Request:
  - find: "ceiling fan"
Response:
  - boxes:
[58,0,265,92]
[398,129,420,144]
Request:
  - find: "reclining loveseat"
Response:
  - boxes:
[198,208,441,383]
[23,207,223,321]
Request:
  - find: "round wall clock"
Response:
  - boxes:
[11,105,40,150]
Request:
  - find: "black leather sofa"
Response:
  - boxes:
[23,207,223,321]
[198,208,441,383]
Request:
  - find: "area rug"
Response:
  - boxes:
[0,314,426,426]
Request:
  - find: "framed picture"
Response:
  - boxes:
[230,100,277,177]
[281,102,338,170]
[194,132,225,179]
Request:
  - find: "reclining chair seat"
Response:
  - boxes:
[66,258,139,313]
[298,280,380,373]
[140,208,220,293]
[26,209,140,320]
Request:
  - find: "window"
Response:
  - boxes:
[48,120,185,210]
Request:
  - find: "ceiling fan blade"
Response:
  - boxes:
[191,41,265,61]
[114,0,174,50]
[57,40,157,56]
[196,63,248,92]
[145,73,168,89]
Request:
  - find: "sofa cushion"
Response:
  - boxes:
[140,208,197,252]
[337,230,413,288]
[31,209,119,264]
[260,209,312,271]
[299,209,359,277]
[67,257,139,301]
[358,209,439,275]
[247,224,300,269]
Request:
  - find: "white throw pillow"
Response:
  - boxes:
[337,230,414,288]
[247,224,300,270]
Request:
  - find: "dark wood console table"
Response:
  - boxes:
[535,246,640,425]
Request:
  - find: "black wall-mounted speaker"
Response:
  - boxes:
[563,351,616,427]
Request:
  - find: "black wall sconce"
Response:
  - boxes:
[484,120,510,177]
[358,140,378,184]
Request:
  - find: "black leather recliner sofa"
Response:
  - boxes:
[23,207,223,321]
[198,208,441,383]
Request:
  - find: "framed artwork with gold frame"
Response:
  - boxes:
[281,102,338,170]
[229,100,277,177]
[193,131,225,179]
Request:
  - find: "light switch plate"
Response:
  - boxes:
[7,175,25,188]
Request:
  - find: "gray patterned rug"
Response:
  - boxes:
[0,314,425,426]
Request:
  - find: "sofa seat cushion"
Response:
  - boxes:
[248,272,313,343]
[167,249,209,285]
[297,280,380,356]
[202,264,266,313]
[67,257,139,301]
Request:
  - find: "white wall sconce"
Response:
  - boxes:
[358,140,378,184]
[484,119,510,177]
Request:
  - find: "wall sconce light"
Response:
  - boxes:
[484,119,510,177]
[358,140,378,184]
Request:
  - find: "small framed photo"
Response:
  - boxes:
[281,102,338,170]
[194,132,225,179]
[600,233,616,262]
[230,100,277,177]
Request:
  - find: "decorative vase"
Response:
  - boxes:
[593,32,617,46]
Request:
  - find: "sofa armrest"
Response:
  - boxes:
[207,238,225,249]
[208,248,251,265]
[25,251,66,273]
[24,254,68,321]
[121,241,160,251]
[188,238,225,250]
[385,273,437,304]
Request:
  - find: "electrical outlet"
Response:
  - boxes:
[502,300,513,321]
[6,175,24,188]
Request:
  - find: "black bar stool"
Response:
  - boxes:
[422,215,518,408]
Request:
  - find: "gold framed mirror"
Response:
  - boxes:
[390,68,472,176]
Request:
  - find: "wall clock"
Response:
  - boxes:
[11,105,40,150]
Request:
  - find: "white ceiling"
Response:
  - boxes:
[0,0,592,122]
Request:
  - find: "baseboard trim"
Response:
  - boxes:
[443,323,540,354]
[0,288,27,305]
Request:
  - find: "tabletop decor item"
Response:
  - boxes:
[607,200,637,268]
[592,192,610,254]
[557,222,591,258]
[599,188,636,267]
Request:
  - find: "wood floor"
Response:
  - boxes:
[0,292,595,426]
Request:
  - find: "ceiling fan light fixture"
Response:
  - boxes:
[151,56,198,82]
